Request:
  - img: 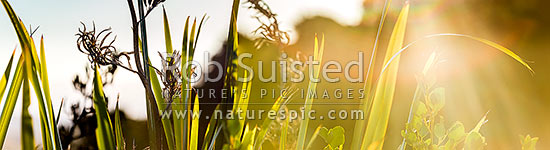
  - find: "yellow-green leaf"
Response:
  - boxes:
[190,95,200,150]
[253,92,292,149]
[0,57,24,148]
[520,135,538,150]
[297,34,325,150]
[464,132,486,150]
[162,7,173,54]
[280,108,289,150]
[39,36,62,150]
[201,105,220,150]
[352,0,395,147]
[21,62,34,150]
[0,49,15,101]
[234,72,252,139]
[239,124,255,150]
[305,125,324,150]
[381,33,535,75]
[115,100,126,150]
[25,37,53,150]
[362,3,409,150]
[93,65,116,150]
[149,65,175,150]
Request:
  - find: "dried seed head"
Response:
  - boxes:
[76,22,133,70]
[246,0,290,48]
[156,51,183,106]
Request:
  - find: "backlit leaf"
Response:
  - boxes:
[0,58,24,148]
[149,65,175,150]
[190,95,200,150]
[115,100,126,150]
[362,3,410,149]
[0,49,15,101]
[93,65,116,150]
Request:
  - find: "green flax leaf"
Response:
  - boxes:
[239,124,255,150]
[21,63,34,150]
[179,16,190,150]
[0,49,15,101]
[115,99,126,150]
[26,36,52,150]
[93,65,116,150]
[0,57,24,148]
[162,7,173,54]
[190,95,200,150]
[3,1,56,147]
[1,1,59,149]
[39,36,62,150]
[149,65,175,150]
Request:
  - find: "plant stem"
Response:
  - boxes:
[126,0,166,149]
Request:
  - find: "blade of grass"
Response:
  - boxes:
[29,36,41,75]
[398,52,437,149]
[179,16,190,150]
[0,57,24,148]
[15,13,55,150]
[222,0,240,112]
[182,16,190,60]
[0,49,15,101]
[219,4,240,146]
[162,7,173,55]
[93,65,116,150]
[351,0,392,149]
[25,36,53,150]
[208,124,223,150]
[467,36,533,73]
[183,16,202,149]
[193,15,207,50]
[239,124,255,150]
[21,62,34,150]
[280,108,289,150]
[181,22,198,146]
[115,99,126,150]
[2,1,60,148]
[56,99,63,124]
[296,34,325,150]
[305,125,323,150]
[39,36,62,150]
[1,0,32,55]
[471,112,488,133]
[189,18,197,60]
[202,104,220,150]
[0,0,35,78]
[379,33,535,76]
[162,7,184,150]
[190,95,200,150]
[234,72,251,139]
[253,93,290,149]
[149,64,175,150]
[361,3,410,150]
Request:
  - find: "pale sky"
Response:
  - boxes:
[0,0,364,147]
